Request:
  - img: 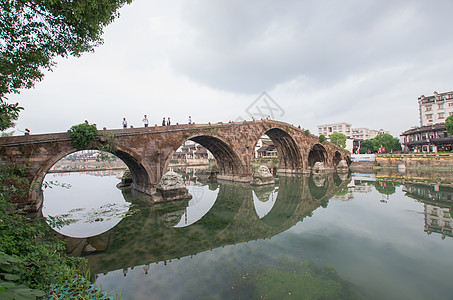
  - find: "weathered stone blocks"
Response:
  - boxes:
[152,171,192,203]
[250,165,275,186]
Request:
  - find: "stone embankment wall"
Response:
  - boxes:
[349,161,374,173]
[375,153,453,170]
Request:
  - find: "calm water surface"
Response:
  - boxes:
[42,170,453,300]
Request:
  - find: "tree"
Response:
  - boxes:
[446,115,453,135]
[69,123,98,149]
[0,0,132,130]
[329,132,346,148]
[319,134,326,143]
[359,134,401,153]
[0,101,22,131]
[359,139,374,154]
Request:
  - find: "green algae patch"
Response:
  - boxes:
[252,261,362,299]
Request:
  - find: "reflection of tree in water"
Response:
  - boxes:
[372,180,397,195]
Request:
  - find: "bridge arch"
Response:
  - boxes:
[333,151,342,167]
[30,145,152,209]
[307,144,328,168]
[252,127,304,172]
[164,134,245,180]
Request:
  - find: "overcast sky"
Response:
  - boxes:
[8,0,453,137]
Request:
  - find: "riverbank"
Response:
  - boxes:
[351,153,453,172]
[350,153,453,187]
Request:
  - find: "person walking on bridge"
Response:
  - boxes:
[162,117,166,126]
[122,118,127,129]
[167,117,171,126]
[143,115,149,127]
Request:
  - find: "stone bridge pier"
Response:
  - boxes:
[0,120,350,211]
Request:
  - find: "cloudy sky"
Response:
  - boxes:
[8,0,453,137]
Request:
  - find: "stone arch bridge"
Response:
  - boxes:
[0,120,350,211]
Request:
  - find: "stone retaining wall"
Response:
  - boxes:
[376,153,453,170]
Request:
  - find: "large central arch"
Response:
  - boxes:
[175,135,245,179]
[262,128,303,172]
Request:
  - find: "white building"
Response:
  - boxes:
[352,128,380,140]
[317,122,352,138]
[418,91,453,126]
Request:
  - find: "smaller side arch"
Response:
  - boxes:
[307,144,328,168]
[333,151,342,167]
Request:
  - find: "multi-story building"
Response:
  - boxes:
[418,91,453,126]
[352,128,381,140]
[401,90,453,152]
[317,122,352,138]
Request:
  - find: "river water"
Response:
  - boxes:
[42,169,453,300]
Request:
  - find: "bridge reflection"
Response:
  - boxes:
[61,173,351,277]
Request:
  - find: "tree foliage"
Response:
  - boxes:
[0,0,132,131]
[359,133,401,153]
[319,134,326,143]
[69,123,98,149]
[1,0,132,97]
[0,101,23,131]
[445,115,453,135]
[329,132,346,148]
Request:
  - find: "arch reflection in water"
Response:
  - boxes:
[62,173,350,278]
[173,184,219,227]
[42,171,130,238]
[252,185,278,218]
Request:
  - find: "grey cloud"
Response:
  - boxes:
[169,0,453,93]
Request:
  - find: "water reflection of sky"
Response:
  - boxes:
[42,172,130,238]
[41,172,453,300]
[252,188,278,218]
[174,185,219,227]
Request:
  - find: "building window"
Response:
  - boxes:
[426,114,432,120]
[426,106,432,111]
[439,112,445,119]
[449,102,453,107]
[449,112,453,116]
[438,104,444,109]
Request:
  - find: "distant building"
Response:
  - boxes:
[352,128,381,140]
[173,141,214,160]
[317,122,352,138]
[254,136,277,158]
[418,90,453,126]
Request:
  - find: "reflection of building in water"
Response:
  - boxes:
[351,179,374,193]
[332,190,354,202]
[424,204,452,240]
[403,183,453,239]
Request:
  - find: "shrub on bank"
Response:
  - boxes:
[0,164,115,299]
